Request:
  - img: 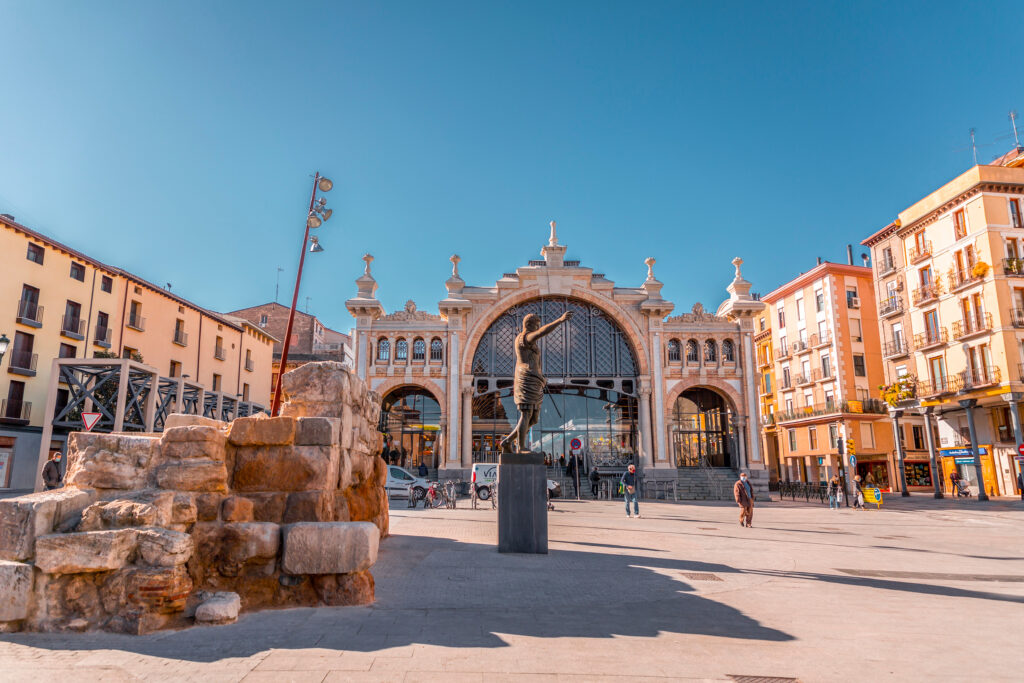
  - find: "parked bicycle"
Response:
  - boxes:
[471,482,497,510]
[444,480,458,509]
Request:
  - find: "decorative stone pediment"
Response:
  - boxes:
[381,300,442,322]
[666,302,728,323]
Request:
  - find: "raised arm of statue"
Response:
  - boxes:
[525,311,573,344]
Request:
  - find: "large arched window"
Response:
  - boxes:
[412,338,426,361]
[395,338,408,362]
[685,340,699,363]
[722,339,735,362]
[670,388,735,468]
[376,338,390,362]
[704,340,718,363]
[430,338,443,362]
[667,339,681,362]
[380,386,442,469]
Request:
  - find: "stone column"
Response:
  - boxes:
[651,332,668,464]
[1004,393,1024,498]
[357,330,368,380]
[638,384,654,469]
[461,386,473,469]
[920,407,943,499]
[958,398,989,500]
[447,334,460,468]
[742,329,761,466]
[890,408,910,497]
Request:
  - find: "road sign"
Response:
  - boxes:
[863,487,883,508]
[849,454,857,467]
[81,413,102,431]
[1017,443,1024,457]
[570,438,582,450]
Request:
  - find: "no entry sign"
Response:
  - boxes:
[1017,443,1024,457]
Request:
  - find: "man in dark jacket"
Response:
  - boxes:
[621,464,640,518]
[589,467,601,497]
[565,454,579,497]
[42,452,62,490]
[733,471,754,528]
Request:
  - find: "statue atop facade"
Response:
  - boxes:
[498,310,574,453]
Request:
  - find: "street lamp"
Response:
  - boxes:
[271,173,332,416]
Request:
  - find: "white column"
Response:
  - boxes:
[638,384,654,468]
[447,333,460,467]
[462,386,473,468]
[651,332,668,464]
[743,329,762,466]
[357,330,368,380]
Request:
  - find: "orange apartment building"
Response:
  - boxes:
[762,261,894,486]
[754,313,780,485]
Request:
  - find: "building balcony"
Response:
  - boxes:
[779,377,792,391]
[947,267,984,292]
[245,358,255,372]
[1004,257,1024,277]
[795,369,819,386]
[1013,309,1024,328]
[818,367,834,382]
[776,398,887,424]
[878,257,898,276]
[7,351,38,377]
[127,314,146,332]
[883,338,911,359]
[15,300,43,328]
[879,296,903,319]
[909,241,933,264]
[810,332,832,348]
[60,316,85,341]
[93,327,112,348]
[1019,362,1024,382]
[775,346,792,361]
[214,346,226,361]
[917,377,953,398]
[792,340,812,356]
[0,398,31,423]
[951,312,993,341]
[954,365,1001,392]
[913,328,948,351]
[911,280,942,306]
[173,330,188,347]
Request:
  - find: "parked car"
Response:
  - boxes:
[470,462,561,499]
[385,465,430,498]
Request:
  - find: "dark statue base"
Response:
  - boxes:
[497,451,548,554]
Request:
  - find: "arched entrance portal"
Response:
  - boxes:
[470,297,640,469]
[379,386,442,469]
[670,387,736,468]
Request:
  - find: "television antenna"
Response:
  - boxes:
[1011,110,1021,148]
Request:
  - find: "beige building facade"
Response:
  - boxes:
[0,215,275,493]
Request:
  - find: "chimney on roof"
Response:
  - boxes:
[816,256,822,265]
[861,253,869,267]
[847,245,854,265]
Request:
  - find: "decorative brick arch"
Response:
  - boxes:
[663,380,744,419]
[460,287,651,377]
[373,378,448,420]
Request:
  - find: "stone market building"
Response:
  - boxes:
[345,224,768,494]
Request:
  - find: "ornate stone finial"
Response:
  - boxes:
[362,253,374,276]
[404,300,417,313]
[450,254,461,279]
[645,257,656,280]
[549,220,558,246]
[732,257,743,279]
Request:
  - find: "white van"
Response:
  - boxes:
[385,465,430,498]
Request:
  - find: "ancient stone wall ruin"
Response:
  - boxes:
[0,362,386,634]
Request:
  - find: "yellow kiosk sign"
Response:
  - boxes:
[863,487,883,508]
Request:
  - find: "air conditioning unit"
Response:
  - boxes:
[849,297,861,308]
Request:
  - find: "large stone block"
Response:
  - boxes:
[197,522,280,577]
[232,445,337,492]
[171,493,197,525]
[0,488,96,561]
[65,433,160,490]
[311,571,374,606]
[282,361,351,404]
[282,491,333,523]
[164,414,227,430]
[155,460,228,492]
[221,496,253,522]
[281,522,379,575]
[0,560,32,621]
[228,416,296,446]
[245,493,287,523]
[136,527,193,567]
[294,417,340,446]
[78,490,174,531]
[194,591,240,625]
[35,529,137,574]
[161,426,228,463]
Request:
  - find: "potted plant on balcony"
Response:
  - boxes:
[971,261,990,279]
[879,375,917,407]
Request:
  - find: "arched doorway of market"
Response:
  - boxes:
[379,386,443,470]
[669,387,737,468]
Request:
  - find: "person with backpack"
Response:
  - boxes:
[621,464,640,518]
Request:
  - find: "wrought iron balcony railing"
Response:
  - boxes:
[792,340,810,355]
[94,326,112,348]
[819,366,834,381]
[0,398,31,421]
[883,338,911,359]
[951,312,993,341]
[878,256,897,276]
[948,266,983,292]
[1013,309,1024,328]
[879,296,903,318]
[775,346,791,361]
[1004,257,1024,277]
[953,366,1001,392]
[16,300,43,327]
[912,280,941,306]
[173,330,188,347]
[810,332,832,347]
[214,346,226,361]
[776,398,887,423]
[60,316,85,340]
[909,241,933,264]
[917,377,952,398]
[913,328,948,350]
[8,351,38,375]
[127,314,146,332]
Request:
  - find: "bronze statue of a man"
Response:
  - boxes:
[499,310,574,453]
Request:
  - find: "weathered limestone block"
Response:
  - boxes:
[343,483,389,538]
[136,528,193,567]
[311,571,374,606]
[171,493,197,525]
[78,490,174,531]
[227,416,295,446]
[245,493,287,523]
[155,460,228,492]
[0,487,96,561]
[281,361,350,408]
[164,414,227,430]
[195,522,280,578]
[283,491,334,523]
[35,529,137,574]
[332,492,351,522]
[161,425,228,462]
[194,591,240,625]
[336,449,354,490]
[348,450,375,487]
[232,445,337,492]
[221,496,253,522]
[281,522,379,575]
[65,433,160,490]
[0,560,33,621]
[127,565,192,616]
[194,493,223,521]
[294,417,340,446]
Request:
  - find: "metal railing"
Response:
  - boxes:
[948,266,983,291]
[879,296,903,318]
[951,312,992,340]
[16,300,43,325]
[810,332,832,347]
[878,256,897,276]
[917,377,952,397]
[775,346,792,360]
[792,340,810,354]
[779,481,829,504]
[94,326,112,347]
[776,398,887,423]
[0,398,31,421]
[883,338,911,358]
[911,280,941,305]
[819,365,834,380]
[214,346,226,361]
[913,328,948,350]
[8,350,38,373]
[61,315,85,339]
[127,314,146,331]
[245,358,255,372]
[1004,257,1024,276]
[1013,309,1024,328]
[795,369,820,386]
[909,241,932,263]
[173,330,188,346]
[954,365,1001,391]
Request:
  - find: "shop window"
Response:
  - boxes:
[430,338,443,362]
[412,338,426,361]
[667,339,681,362]
[26,242,44,264]
[722,339,735,362]
[903,462,933,487]
[685,340,698,363]
[395,338,408,362]
[377,338,390,362]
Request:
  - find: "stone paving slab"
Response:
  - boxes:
[1,495,1022,681]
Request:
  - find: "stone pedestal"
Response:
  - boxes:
[497,452,547,554]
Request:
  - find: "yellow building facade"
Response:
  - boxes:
[0,216,275,492]
[753,315,780,484]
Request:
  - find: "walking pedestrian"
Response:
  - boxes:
[621,464,640,518]
[589,467,600,497]
[850,474,865,510]
[418,460,428,477]
[733,471,754,527]
[827,474,842,510]
[42,452,62,491]
[565,454,579,497]
[949,470,960,496]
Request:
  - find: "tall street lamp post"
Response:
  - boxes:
[271,173,333,416]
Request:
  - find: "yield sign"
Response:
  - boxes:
[81,413,102,431]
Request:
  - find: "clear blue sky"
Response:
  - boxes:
[2,1,1022,333]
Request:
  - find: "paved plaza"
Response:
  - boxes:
[1,495,1022,682]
